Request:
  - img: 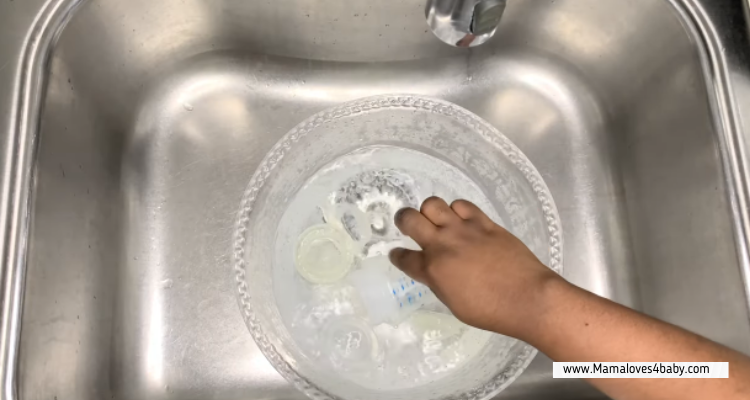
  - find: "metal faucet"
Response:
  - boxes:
[425,0,506,47]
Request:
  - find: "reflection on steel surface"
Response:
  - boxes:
[1,0,750,400]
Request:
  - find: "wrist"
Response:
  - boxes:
[515,273,573,345]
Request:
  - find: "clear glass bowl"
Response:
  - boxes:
[233,95,562,400]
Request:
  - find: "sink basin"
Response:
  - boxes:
[2,0,750,399]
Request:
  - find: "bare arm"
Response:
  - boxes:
[532,278,750,399]
[390,197,750,400]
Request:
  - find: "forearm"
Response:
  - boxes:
[519,278,750,400]
[387,197,750,399]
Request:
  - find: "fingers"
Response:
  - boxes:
[451,199,495,228]
[394,207,436,244]
[389,248,428,283]
[420,197,461,226]
[450,199,482,219]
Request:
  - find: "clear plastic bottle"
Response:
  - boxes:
[348,256,442,325]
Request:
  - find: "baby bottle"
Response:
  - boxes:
[348,256,443,325]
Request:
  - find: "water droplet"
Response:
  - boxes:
[161,279,174,289]
[183,103,194,111]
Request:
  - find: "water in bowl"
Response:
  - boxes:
[273,145,510,389]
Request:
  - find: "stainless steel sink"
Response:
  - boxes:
[2,0,750,399]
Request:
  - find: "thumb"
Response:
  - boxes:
[389,248,428,284]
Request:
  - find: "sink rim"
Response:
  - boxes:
[1,1,750,400]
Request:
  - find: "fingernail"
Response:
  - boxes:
[394,208,406,222]
[388,248,403,264]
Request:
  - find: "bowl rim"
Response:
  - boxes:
[232,94,563,400]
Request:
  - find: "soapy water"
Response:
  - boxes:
[273,145,503,389]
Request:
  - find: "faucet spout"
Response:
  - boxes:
[425,0,507,47]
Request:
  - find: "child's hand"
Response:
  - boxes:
[391,200,750,400]
[389,197,560,338]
